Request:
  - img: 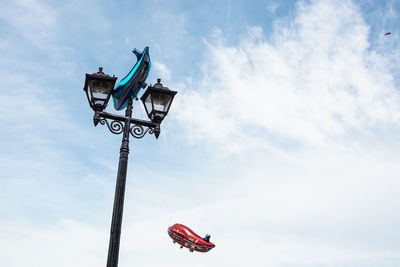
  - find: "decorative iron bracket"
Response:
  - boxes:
[93,111,160,139]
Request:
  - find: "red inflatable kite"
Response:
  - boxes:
[168,224,215,252]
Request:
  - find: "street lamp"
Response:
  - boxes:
[141,78,177,124]
[83,67,177,267]
[84,67,117,112]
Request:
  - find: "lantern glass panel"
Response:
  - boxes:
[93,99,105,105]
[153,111,166,121]
[144,93,153,114]
[152,91,172,112]
[90,80,112,99]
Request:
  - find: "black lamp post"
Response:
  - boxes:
[83,67,177,267]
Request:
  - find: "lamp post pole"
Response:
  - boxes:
[84,66,177,267]
[106,98,132,267]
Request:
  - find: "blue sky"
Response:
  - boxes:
[1,0,400,266]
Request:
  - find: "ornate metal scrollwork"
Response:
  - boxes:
[99,118,125,135]
[95,111,157,138]
[130,124,152,139]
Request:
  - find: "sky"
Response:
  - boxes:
[1,0,400,266]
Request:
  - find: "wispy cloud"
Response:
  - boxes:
[166,1,400,264]
[0,220,108,267]
[152,61,172,81]
[0,0,57,46]
[175,0,400,155]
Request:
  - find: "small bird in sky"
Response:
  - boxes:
[385,32,391,36]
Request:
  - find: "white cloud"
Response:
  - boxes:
[0,0,57,45]
[2,142,400,267]
[152,61,172,81]
[175,0,400,155]
[267,2,279,14]
[0,220,108,267]
[164,0,400,265]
